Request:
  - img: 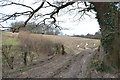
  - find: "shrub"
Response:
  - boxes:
[2,45,14,69]
[18,31,65,65]
[91,57,103,72]
[53,43,65,55]
[18,31,32,51]
[31,36,65,56]
[18,31,31,65]
[2,31,65,72]
[18,31,65,56]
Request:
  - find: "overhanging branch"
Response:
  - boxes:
[0,1,95,32]
[0,1,34,11]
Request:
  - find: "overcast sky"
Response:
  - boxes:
[0,0,100,35]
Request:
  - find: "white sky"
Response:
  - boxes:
[0,0,100,35]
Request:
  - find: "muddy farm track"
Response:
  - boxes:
[4,49,95,78]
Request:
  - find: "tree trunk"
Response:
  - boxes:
[61,45,65,55]
[23,52,27,66]
[92,2,120,72]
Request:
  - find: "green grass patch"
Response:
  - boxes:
[3,58,45,75]
[65,46,73,51]
[3,60,41,75]
[3,65,31,75]
[95,43,100,47]
[2,38,20,45]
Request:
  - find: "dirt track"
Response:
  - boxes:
[4,48,96,78]
[53,49,94,78]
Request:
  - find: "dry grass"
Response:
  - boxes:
[2,31,100,55]
[35,34,100,52]
[3,31,100,53]
[18,31,64,56]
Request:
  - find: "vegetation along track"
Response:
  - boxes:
[4,48,95,78]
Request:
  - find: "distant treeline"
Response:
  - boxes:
[5,21,61,35]
[72,31,101,39]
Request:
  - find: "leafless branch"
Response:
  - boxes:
[49,2,75,23]
[46,1,58,8]
[24,1,45,25]
[0,24,10,28]
[0,1,34,11]
[0,1,95,32]
[79,11,85,20]
[0,11,32,23]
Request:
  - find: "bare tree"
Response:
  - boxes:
[0,0,120,73]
